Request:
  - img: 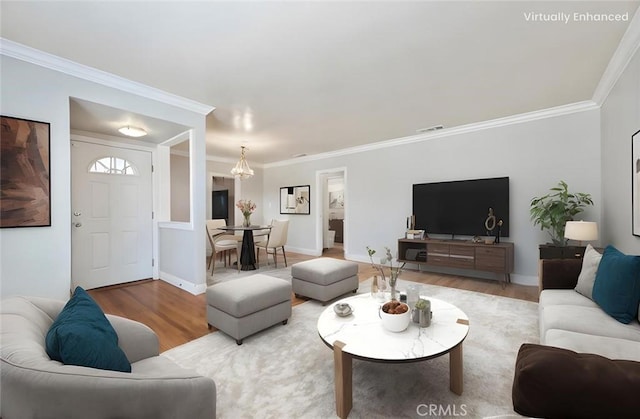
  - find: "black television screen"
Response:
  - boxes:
[212,190,229,220]
[412,177,509,237]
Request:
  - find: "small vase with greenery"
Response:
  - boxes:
[366,246,405,301]
[529,180,593,246]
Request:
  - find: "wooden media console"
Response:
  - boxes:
[398,238,514,286]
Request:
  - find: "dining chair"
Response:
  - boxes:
[206,219,241,273]
[255,219,289,268]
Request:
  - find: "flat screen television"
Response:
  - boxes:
[212,190,229,220]
[412,177,509,237]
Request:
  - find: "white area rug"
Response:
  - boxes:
[164,277,538,418]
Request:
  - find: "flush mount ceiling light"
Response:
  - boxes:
[230,146,254,180]
[118,126,147,137]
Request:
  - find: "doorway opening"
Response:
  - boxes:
[317,168,346,259]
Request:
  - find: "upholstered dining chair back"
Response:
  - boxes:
[206,219,226,240]
[266,219,289,248]
[256,219,289,268]
[206,219,240,273]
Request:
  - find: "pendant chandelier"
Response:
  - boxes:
[230,146,254,180]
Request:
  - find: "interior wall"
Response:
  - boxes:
[601,46,640,254]
[170,153,190,222]
[0,55,208,299]
[263,108,602,285]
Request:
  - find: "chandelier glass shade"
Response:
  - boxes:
[231,146,254,180]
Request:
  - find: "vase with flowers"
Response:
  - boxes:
[236,199,256,227]
[366,246,405,301]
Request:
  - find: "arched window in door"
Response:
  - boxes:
[88,156,138,175]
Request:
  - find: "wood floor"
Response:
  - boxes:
[88,246,538,352]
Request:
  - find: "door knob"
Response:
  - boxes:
[73,211,81,217]
[74,222,82,228]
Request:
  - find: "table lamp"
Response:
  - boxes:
[564,221,598,246]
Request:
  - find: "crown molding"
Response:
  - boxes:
[264,100,599,169]
[592,6,640,105]
[0,38,215,115]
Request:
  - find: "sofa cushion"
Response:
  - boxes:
[544,329,640,362]
[574,244,602,300]
[539,289,600,309]
[592,245,640,324]
[540,304,640,343]
[512,343,640,419]
[45,287,131,372]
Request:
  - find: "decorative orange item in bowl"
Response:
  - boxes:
[379,300,411,332]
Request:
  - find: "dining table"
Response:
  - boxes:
[216,225,271,271]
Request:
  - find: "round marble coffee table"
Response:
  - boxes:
[317,293,469,418]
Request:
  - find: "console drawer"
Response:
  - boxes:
[448,245,474,268]
[427,254,450,266]
[426,243,449,266]
[427,244,449,255]
[476,247,506,272]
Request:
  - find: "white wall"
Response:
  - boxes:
[601,46,640,254]
[0,55,208,299]
[170,153,190,222]
[263,108,602,285]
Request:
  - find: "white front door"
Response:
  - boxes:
[71,141,153,290]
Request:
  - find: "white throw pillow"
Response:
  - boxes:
[574,244,602,300]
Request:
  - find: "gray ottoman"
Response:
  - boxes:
[291,258,359,304]
[206,274,291,345]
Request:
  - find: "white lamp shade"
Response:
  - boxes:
[564,221,598,241]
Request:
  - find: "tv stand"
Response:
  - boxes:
[398,238,514,286]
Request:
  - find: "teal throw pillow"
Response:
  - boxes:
[592,246,640,324]
[46,286,131,372]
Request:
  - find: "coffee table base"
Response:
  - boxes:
[332,341,464,419]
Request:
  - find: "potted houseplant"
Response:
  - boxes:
[413,298,432,327]
[529,180,593,246]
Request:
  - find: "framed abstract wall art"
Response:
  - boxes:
[1,116,51,228]
[280,185,310,214]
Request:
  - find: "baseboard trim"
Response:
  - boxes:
[285,246,322,257]
[159,271,207,295]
